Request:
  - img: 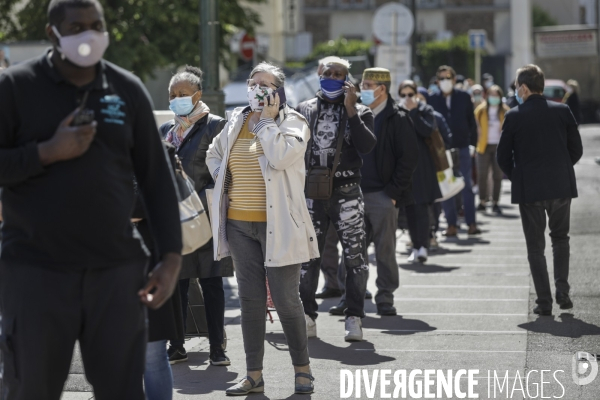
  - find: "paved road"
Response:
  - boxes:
[62,125,600,399]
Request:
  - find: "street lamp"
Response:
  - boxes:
[200,0,225,117]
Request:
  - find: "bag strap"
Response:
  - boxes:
[330,106,348,179]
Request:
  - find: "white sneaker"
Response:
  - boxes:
[344,316,363,342]
[407,249,418,263]
[417,247,428,262]
[305,314,317,338]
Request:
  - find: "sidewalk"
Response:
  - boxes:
[62,126,600,400]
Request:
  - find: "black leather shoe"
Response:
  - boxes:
[533,305,552,316]
[377,303,397,316]
[556,292,573,309]
[315,286,343,299]
[365,289,372,300]
[329,300,347,315]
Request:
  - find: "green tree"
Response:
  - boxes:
[417,34,475,82]
[305,37,373,62]
[0,0,264,80]
[532,5,558,28]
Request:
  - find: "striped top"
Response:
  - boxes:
[227,117,267,221]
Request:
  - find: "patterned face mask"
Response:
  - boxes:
[247,85,272,111]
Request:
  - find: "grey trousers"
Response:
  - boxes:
[519,199,571,310]
[226,220,309,371]
[477,144,503,203]
[340,191,399,305]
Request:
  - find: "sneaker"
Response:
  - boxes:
[429,237,439,250]
[344,316,363,342]
[305,314,317,338]
[477,203,487,212]
[417,247,428,263]
[407,249,418,263]
[329,300,347,315]
[492,204,503,215]
[168,346,188,365]
[210,346,231,366]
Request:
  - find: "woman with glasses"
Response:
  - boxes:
[206,62,319,396]
[398,80,442,263]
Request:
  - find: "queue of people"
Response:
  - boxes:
[0,1,583,397]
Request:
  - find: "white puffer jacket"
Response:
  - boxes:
[206,105,319,267]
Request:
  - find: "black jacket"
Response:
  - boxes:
[296,92,376,188]
[374,99,419,205]
[496,95,583,204]
[132,143,184,343]
[160,114,234,279]
[160,114,225,192]
[429,89,477,149]
[409,102,443,204]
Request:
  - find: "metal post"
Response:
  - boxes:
[475,46,481,84]
[200,0,225,117]
[410,0,418,78]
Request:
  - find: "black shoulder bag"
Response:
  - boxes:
[305,101,348,200]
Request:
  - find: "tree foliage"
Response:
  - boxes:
[0,0,265,80]
[532,5,558,28]
[417,34,475,82]
[305,37,373,62]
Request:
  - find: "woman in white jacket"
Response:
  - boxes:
[206,62,319,396]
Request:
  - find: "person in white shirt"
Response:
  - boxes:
[474,85,510,214]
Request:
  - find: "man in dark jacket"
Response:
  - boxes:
[429,65,481,236]
[0,1,182,398]
[296,56,376,342]
[497,64,583,316]
[356,68,418,315]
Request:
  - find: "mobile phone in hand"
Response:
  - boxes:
[71,91,95,126]
[272,86,287,105]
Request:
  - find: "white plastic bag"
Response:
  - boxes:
[435,150,465,202]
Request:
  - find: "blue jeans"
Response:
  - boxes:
[442,146,476,226]
[144,340,173,400]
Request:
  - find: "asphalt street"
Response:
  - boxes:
[60,125,600,400]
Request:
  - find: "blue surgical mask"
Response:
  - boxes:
[361,89,377,106]
[169,93,197,116]
[320,77,346,100]
[487,96,501,106]
[515,86,524,105]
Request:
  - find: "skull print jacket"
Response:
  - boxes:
[296,92,376,189]
[206,105,320,267]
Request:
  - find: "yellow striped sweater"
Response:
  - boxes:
[227,117,267,222]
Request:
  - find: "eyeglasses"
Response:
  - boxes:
[247,79,278,90]
[359,82,380,90]
[399,93,415,98]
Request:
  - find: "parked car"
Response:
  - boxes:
[543,79,567,103]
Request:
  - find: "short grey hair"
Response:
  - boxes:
[169,66,203,92]
[249,62,285,87]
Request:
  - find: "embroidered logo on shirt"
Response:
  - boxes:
[100,95,126,125]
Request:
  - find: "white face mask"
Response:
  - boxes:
[52,26,109,67]
[247,86,272,111]
[439,79,454,94]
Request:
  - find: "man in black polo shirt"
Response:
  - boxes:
[0,1,182,399]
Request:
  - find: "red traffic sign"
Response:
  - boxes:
[240,34,257,61]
